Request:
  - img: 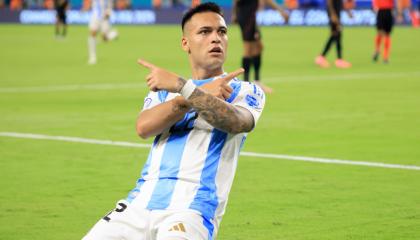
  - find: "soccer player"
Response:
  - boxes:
[372,0,403,63]
[82,3,265,240]
[315,0,353,68]
[54,0,68,38]
[232,0,289,94]
[87,0,118,65]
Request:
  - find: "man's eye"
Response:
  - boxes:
[199,30,210,35]
[219,29,227,34]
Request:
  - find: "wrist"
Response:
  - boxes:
[179,80,197,99]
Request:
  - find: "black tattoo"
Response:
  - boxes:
[172,99,191,113]
[171,95,191,114]
[187,88,253,134]
[176,77,187,93]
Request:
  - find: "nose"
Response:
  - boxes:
[211,31,221,43]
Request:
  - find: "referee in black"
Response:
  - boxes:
[55,0,69,38]
[232,0,288,94]
[315,0,352,68]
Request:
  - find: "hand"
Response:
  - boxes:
[200,68,244,100]
[331,14,339,24]
[138,59,185,93]
[281,11,289,24]
[201,78,233,100]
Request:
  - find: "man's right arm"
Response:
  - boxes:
[136,78,234,139]
[136,96,190,139]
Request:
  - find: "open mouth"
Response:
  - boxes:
[209,47,223,54]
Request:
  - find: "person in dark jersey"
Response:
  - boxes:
[232,0,288,94]
[372,0,403,63]
[315,0,353,68]
[54,0,68,38]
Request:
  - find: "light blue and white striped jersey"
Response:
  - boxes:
[91,0,112,19]
[127,75,265,239]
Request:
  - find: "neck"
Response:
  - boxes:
[190,66,224,80]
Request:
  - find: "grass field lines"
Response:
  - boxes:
[1,70,419,93]
[1,131,419,171]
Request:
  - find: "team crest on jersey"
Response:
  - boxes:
[245,94,261,109]
[144,97,152,109]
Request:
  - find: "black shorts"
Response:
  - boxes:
[328,20,341,33]
[376,9,394,33]
[56,10,66,24]
[327,10,341,33]
[238,16,261,41]
[237,8,261,42]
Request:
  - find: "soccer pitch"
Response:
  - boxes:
[0,24,420,239]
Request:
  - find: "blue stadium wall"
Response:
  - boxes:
[0,0,418,25]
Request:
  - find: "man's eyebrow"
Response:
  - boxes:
[198,26,213,31]
[197,26,227,31]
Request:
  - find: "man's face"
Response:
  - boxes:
[182,12,228,71]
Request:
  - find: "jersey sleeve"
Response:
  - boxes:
[141,91,162,111]
[231,82,265,127]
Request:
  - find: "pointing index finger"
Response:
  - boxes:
[222,68,244,83]
[137,59,156,70]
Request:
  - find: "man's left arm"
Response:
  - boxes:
[187,86,255,134]
[264,0,289,22]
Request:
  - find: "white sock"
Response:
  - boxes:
[88,36,96,61]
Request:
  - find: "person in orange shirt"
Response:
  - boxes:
[372,0,403,63]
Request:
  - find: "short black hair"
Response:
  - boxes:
[181,2,224,32]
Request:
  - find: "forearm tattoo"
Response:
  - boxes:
[188,88,253,134]
[176,77,186,93]
[172,98,191,113]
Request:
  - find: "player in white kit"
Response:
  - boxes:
[87,0,118,64]
[82,3,265,240]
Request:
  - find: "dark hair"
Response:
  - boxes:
[181,2,224,32]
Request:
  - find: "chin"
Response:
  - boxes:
[206,58,224,69]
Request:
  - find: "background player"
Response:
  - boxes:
[232,0,289,94]
[88,0,118,65]
[54,0,68,39]
[315,0,353,68]
[372,0,403,63]
[83,3,265,240]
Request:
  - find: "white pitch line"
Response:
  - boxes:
[1,132,419,171]
[1,71,419,93]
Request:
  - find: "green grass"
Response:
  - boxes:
[0,24,419,239]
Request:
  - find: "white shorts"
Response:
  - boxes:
[82,200,209,240]
[89,17,110,33]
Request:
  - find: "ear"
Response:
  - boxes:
[181,37,190,54]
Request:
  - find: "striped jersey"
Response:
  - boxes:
[126,75,265,239]
[91,0,112,19]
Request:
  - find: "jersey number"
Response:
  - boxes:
[102,202,127,222]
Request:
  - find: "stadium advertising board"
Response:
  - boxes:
[0,8,413,26]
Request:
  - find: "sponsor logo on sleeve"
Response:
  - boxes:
[143,97,152,109]
[245,94,262,109]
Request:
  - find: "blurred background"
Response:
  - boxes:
[0,0,419,26]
